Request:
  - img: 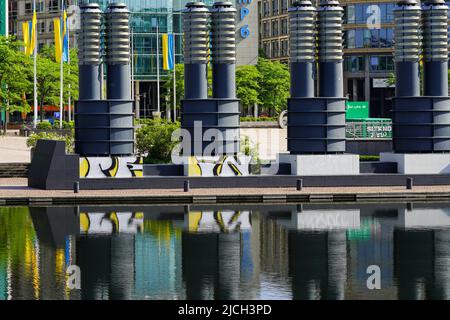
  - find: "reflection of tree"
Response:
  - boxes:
[0,207,40,299]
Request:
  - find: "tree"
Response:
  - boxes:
[34,45,78,120]
[256,58,290,115]
[236,65,261,112]
[0,36,33,131]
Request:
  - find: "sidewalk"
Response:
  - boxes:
[0,132,31,163]
[1,178,450,205]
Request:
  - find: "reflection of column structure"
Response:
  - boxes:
[289,231,347,300]
[182,232,241,300]
[109,235,135,300]
[432,230,450,299]
[394,229,434,299]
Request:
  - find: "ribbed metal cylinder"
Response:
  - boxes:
[317,0,343,97]
[422,0,449,97]
[78,3,101,100]
[289,1,316,98]
[105,3,131,100]
[394,0,421,97]
[211,2,236,99]
[183,2,209,99]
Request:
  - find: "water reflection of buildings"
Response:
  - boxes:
[393,204,450,300]
[274,205,361,300]
[0,203,449,300]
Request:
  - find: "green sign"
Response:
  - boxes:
[0,0,6,36]
[346,101,369,119]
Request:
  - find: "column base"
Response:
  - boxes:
[380,152,450,174]
[277,153,360,175]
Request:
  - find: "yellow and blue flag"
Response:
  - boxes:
[22,8,37,56]
[54,8,68,63]
[162,34,174,70]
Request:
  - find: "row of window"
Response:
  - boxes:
[261,18,288,38]
[344,55,394,72]
[262,0,295,18]
[344,3,395,24]
[345,28,394,49]
[262,39,289,58]
[24,0,62,14]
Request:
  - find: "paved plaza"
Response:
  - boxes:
[0,132,31,163]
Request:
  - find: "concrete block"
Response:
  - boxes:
[380,152,450,174]
[277,153,360,175]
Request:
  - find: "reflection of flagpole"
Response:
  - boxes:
[33,0,37,129]
[173,34,176,121]
[67,14,71,122]
[59,0,63,129]
[156,20,160,114]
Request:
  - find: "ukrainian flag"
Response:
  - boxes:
[162,34,174,70]
[22,8,37,56]
[54,8,68,63]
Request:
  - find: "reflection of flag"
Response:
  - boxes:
[22,9,37,56]
[162,34,174,70]
[54,9,68,62]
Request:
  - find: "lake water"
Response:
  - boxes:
[0,202,449,300]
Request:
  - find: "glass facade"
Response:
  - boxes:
[80,0,215,81]
[344,2,394,24]
[345,28,393,49]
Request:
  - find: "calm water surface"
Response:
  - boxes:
[0,202,449,300]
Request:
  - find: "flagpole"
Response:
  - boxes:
[173,34,176,121]
[156,20,160,115]
[59,0,63,129]
[33,0,37,129]
[67,13,71,122]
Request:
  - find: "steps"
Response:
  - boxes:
[0,163,30,178]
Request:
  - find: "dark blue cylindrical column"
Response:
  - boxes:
[211,2,236,99]
[183,2,209,99]
[105,3,131,100]
[422,0,448,97]
[317,0,343,98]
[289,1,316,98]
[394,0,421,97]
[78,4,101,100]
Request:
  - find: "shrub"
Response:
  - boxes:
[360,155,380,162]
[26,131,74,153]
[136,119,180,164]
[53,120,74,130]
[240,116,276,122]
[36,121,52,130]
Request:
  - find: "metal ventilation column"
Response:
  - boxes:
[389,0,450,153]
[422,0,448,97]
[286,0,347,155]
[211,1,236,99]
[181,1,240,157]
[289,0,316,98]
[183,2,209,99]
[78,3,101,100]
[105,3,131,100]
[317,0,344,98]
[394,0,421,97]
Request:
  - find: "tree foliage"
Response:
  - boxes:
[0,36,32,113]
[163,58,290,117]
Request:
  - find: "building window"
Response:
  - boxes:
[370,56,394,72]
[48,0,59,12]
[281,39,288,57]
[272,19,278,37]
[345,28,393,49]
[281,0,288,13]
[272,0,279,16]
[345,3,395,24]
[263,1,270,17]
[271,40,279,57]
[263,41,271,58]
[345,56,365,72]
[281,18,288,35]
[263,21,270,38]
